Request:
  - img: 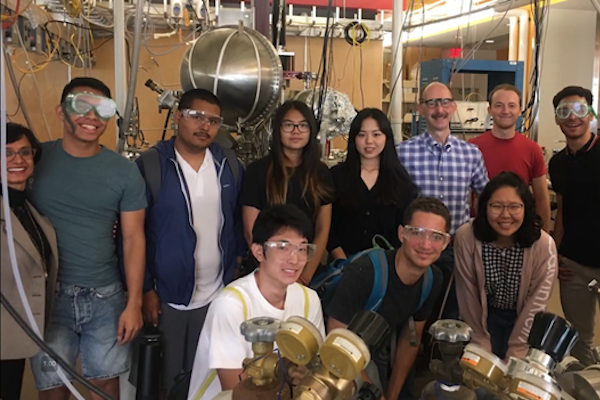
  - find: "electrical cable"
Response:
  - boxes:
[0,294,113,400]
[161,109,172,141]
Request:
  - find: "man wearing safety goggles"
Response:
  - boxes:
[134,88,246,396]
[326,198,448,400]
[548,85,600,367]
[28,77,147,398]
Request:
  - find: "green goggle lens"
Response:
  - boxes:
[65,93,117,120]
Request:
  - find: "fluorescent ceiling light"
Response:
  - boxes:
[485,39,495,43]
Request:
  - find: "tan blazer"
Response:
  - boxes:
[1,197,59,360]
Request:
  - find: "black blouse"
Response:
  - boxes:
[5,187,52,271]
[240,156,334,222]
[328,163,414,256]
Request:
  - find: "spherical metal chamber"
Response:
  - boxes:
[180,25,283,128]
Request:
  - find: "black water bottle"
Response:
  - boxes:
[136,324,162,400]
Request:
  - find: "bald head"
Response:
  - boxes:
[420,82,453,102]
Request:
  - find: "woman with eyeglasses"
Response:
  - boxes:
[454,171,558,361]
[328,108,417,260]
[1,123,58,400]
[240,101,334,284]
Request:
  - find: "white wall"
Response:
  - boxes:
[537,9,598,153]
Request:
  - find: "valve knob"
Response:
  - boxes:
[428,319,473,343]
[240,317,282,343]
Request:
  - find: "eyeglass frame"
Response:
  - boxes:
[488,202,524,216]
[420,98,455,108]
[280,122,311,133]
[263,241,317,261]
[403,225,451,246]
[5,147,37,160]
[180,109,224,127]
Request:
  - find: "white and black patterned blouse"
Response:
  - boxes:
[482,242,524,310]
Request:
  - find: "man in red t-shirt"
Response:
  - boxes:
[470,84,551,231]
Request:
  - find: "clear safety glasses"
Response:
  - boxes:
[403,226,450,247]
[64,92,118,120]
[263,241,317,262]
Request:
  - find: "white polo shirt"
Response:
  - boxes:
[169,148,223,310]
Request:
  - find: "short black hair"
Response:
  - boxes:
[6,122,43,164]
[252,205,314,244]
[552,86,593,109]
[60,77,111,103]
[473,171,541,248]
[403,197,451,233]
[178,88,221,112]
[489,83,522,104]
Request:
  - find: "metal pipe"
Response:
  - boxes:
[3,47,34,129]
[113,0,127,149]
[117,0,145,154]
[390,0,404,144]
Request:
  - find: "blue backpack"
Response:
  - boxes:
[310,238,433,314]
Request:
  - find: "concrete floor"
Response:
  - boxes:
[18,282,600,399]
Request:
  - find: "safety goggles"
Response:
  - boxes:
[263,241,317,262]
[64,92,117,120]
[181,109,223,127]
[403,225,450,246]
[555,101,597,120]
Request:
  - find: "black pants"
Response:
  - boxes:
[487,307,517,360]
[1,359,26,400]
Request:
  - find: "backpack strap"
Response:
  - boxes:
[364,249,389,312]
[371,234,394,250]
[221,146,240,183]
[139,147,161,205]
[407,266,434,347]
[417,266,433,312]
[299,284,310,319]
[223,287,248,320]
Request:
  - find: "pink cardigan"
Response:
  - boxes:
[454,221,558,359]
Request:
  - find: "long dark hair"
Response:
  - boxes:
[473,171,541,247]
[266,101,331,215]
[338,108,417,209]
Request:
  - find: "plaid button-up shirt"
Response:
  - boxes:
[396,132,489,235]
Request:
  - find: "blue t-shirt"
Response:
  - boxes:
[30,140,147,288]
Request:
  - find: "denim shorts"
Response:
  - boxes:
[31,281,129,390]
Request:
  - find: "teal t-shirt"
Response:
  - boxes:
[30,140,147,288]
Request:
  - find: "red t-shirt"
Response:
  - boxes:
[469,131,547,184]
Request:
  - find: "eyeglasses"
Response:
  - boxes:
[281,122,310,133]
[488,203,524,216]
[264,241,317,262]
[420,98,454,108]
[181,109,224,127]
[5,148,37,160]
[403,226,450,246]
[555,101,597,119]
[64,92,117,120]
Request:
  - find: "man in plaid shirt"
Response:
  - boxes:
[396,82,489,319]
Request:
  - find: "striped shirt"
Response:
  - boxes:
[396,132,489,234]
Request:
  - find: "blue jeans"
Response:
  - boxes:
[31,282,129,390]
[487,307,517,360]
